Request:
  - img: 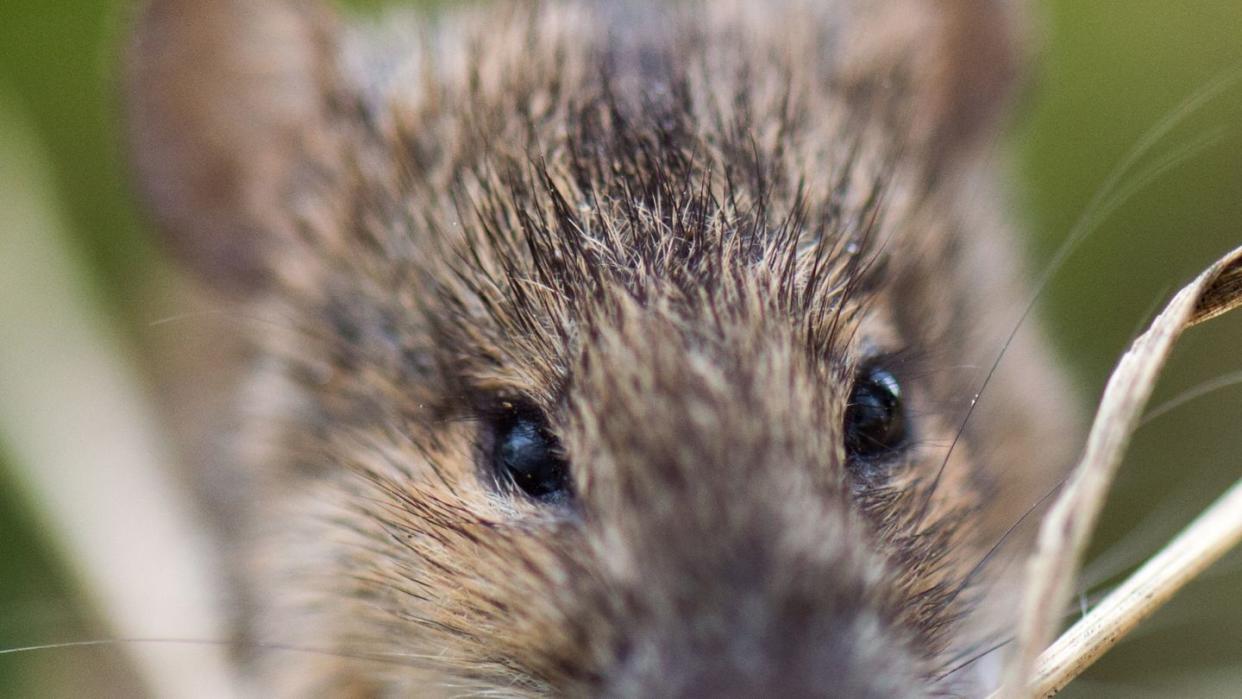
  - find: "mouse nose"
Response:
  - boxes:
[603,594,931,699]
[594,516,934,698]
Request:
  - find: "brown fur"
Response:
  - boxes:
[126,0,1079,696]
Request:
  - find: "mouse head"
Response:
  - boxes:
[128,0,1077,695]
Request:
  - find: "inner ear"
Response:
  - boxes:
[125,0,342,293]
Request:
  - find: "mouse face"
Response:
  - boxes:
[127,1,1080,695]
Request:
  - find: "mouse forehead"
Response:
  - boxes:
[375,62,920,405]
[315,0,952,411]
[414,140,911,408]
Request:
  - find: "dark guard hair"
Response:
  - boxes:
[126,0,1078,695]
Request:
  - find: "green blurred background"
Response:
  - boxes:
[1,0,1240,696]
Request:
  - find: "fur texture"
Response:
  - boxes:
[127,1,1078,696]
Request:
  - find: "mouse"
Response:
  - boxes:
[125,0,1081,695]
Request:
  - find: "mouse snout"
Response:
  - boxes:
[566,317,942,697]
[596,530,930,699]
[577,401,932,696]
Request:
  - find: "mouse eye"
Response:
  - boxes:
[844,365,907,461]
[492,409,572,502]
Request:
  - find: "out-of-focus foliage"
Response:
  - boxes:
[0,0,1239,695]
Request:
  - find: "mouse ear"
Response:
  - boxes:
[841,0,1030,160]
[125,0,341,293]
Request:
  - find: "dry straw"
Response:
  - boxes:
[999,245,1242,697]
